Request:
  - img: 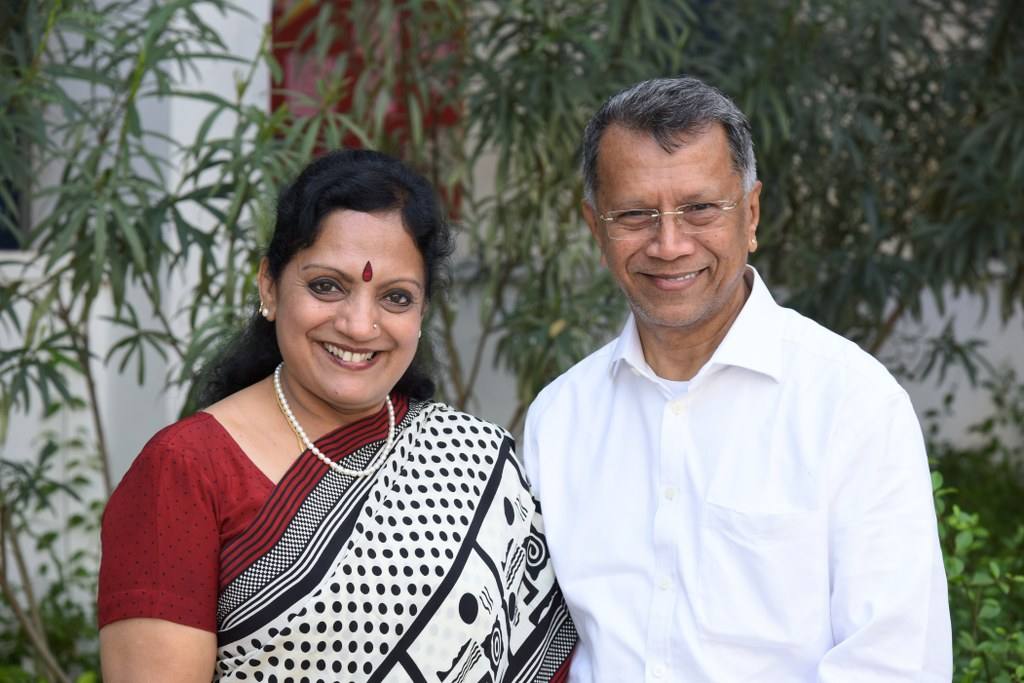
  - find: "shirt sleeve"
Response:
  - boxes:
[818,389,952,681]
[98,422,221,632]
[521,396,546,499]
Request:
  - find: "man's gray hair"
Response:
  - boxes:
[581,77,757,204]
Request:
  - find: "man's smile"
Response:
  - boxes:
[639,267,707,290]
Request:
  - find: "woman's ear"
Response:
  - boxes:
[257,258,276,321]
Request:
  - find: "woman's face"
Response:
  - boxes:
[259,209,426,423]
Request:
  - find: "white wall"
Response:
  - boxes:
[895,288,1024,445]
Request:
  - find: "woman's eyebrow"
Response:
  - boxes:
[301,263,423,291]
[383,277,424,293]
[301,263,352,280]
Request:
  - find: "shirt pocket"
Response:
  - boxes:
[696,502,827,647]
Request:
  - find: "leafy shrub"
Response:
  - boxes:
[931,371,1024,681]
[1,433,102,682]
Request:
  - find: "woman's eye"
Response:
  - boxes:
[308,279,341,296]
[384,291,413,307]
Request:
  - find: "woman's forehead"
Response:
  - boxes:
[293,209,424,275]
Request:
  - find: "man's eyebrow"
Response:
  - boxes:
[607,191,725,207]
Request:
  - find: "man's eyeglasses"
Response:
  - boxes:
[598,197,742,240]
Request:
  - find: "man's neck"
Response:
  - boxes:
[637,271,753,381]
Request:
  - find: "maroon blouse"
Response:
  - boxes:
[98,412,276,632]
[99,398,405,633]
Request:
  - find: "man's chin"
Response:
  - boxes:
[628,299,704,331]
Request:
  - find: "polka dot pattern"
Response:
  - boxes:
[214,403,576,680]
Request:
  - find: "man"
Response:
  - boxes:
[523,77,951,682]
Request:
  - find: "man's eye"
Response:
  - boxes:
[615,210,656,225]
[686,203,716,212]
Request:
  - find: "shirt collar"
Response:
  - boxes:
[608,265,784,384]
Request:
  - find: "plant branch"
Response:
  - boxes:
[867,299,908,358]
[438,298,466,403]
[0,507,72,683]
[56,291,113,497]
[506,400,527,436]
[459,264,511,408]
[8,512,43,638]
[139,276,185,359]
[24,0,62,87]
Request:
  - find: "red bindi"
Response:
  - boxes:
[362,261,373,282]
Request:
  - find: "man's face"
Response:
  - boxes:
[583,123,761,338]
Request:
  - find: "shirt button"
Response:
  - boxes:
[652,664,666,678]
[658,576,671,591]
[670,400,685,415]
[664,486,677,501]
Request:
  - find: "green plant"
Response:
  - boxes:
[937,496,1024,682]
[931,370,1024,681]
[1,433,102,682]
[688,0,1024,358]
[1,0,1023,679]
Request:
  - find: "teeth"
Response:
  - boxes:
[324,342,375,362]
[664,271,699,281]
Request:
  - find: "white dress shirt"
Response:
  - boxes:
[523,268,951,683]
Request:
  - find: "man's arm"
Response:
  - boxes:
[818,390,952,681]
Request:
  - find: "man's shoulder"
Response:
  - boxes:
[530,337,619,413]
[775,305,903,397]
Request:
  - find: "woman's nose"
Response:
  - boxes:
[333,298,380,340]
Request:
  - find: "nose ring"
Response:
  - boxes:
[372,323,379,330]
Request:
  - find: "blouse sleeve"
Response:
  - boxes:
[98,419,221,632]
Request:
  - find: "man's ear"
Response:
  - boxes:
[257,257,276,321]
[582,200,608,267]
[746,180,762,249]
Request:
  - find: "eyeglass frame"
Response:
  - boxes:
[597,194,745,240]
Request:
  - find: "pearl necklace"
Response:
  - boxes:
[273,363,395,478]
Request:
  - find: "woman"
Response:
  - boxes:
[98,149,576,681]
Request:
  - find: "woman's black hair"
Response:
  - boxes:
[196,149,453,406]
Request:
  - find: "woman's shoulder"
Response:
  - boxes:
[124,411,240,486]
[143,411,230,454]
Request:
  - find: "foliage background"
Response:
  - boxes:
[1,0,1022,680]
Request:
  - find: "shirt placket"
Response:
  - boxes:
[644,390,689,682]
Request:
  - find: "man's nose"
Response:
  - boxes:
[645,213,698,259]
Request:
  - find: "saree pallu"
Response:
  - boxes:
[214,399,576,682]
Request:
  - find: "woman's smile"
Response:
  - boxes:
[320,340,378,366]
